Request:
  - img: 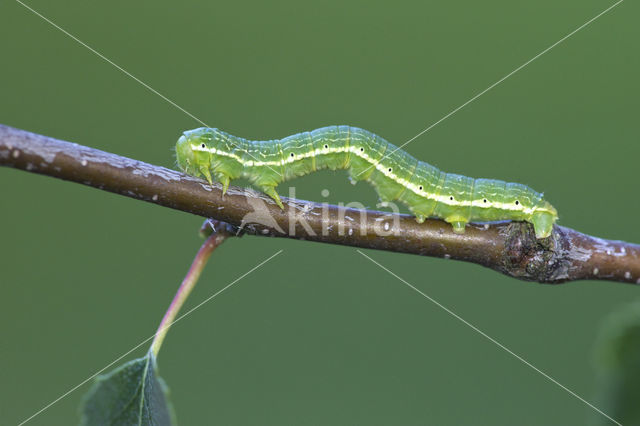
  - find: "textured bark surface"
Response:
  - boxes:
[2,124,639,284]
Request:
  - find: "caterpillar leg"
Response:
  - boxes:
[218,174,231,196]
[531,210,555,239]
[199,166,214,186]
[445,216,467,234]
[260,186,285,209]
[414,215,426,224]
[450,221,467,234]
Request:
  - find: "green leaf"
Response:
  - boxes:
[79,351,176,426]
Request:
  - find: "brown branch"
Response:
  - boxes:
[1,123,639,285]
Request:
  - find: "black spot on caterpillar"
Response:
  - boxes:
[176,125,558,238]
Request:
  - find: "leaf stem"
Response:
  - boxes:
[150,220,232,357]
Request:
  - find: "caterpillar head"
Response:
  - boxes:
[176,133,195,174]
[175,128,212,177]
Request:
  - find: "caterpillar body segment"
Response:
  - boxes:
[175,125,558,238]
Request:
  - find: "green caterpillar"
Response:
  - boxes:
[175,125,558,238]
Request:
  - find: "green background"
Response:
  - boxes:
[1,1,638,424]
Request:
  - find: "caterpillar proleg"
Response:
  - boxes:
[176,125,558,238]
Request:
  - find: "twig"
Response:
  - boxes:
[1,124,639,284]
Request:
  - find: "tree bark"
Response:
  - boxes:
[1,124,639,284]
